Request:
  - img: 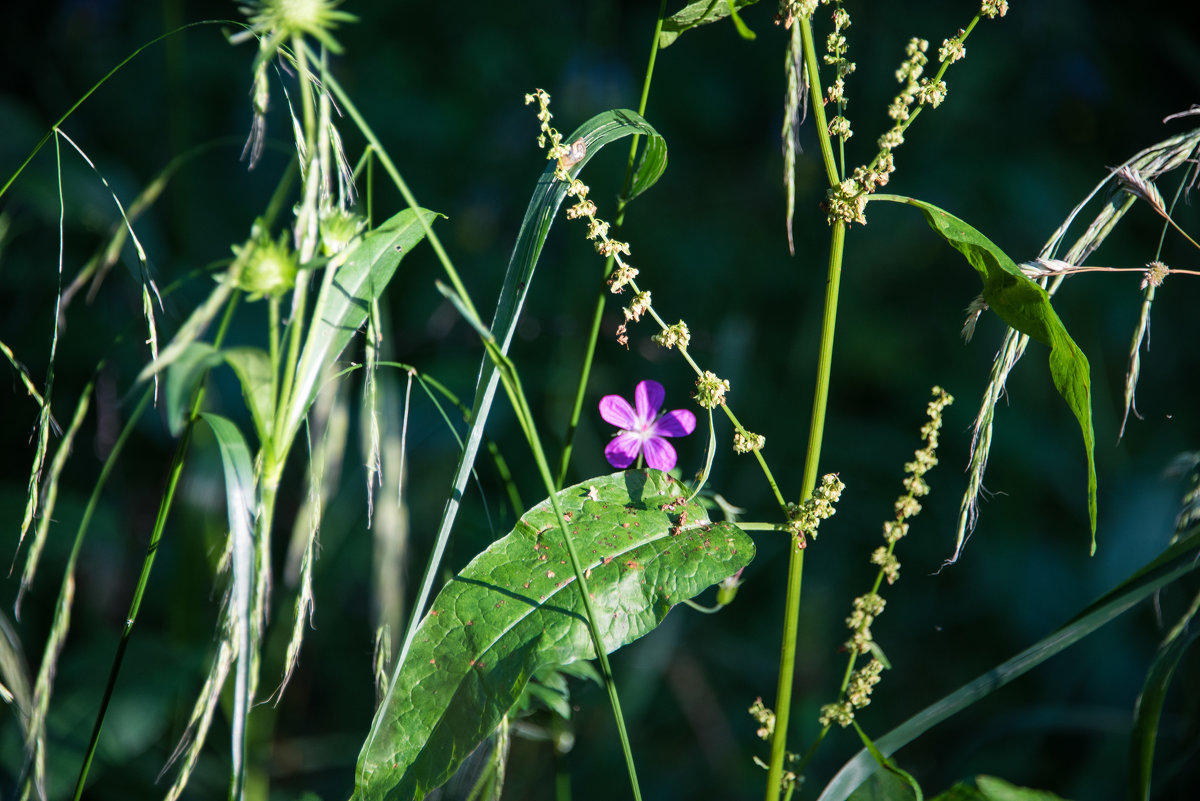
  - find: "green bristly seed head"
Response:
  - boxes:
[231,225,299,300]
[236,0,358,53]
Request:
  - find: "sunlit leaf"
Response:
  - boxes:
[282,207,439,447]
[356,469,753,800]
[659,0,760,48]
[879,196,1097,551]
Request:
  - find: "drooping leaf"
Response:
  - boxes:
[880,195,1097,551]
[282,207,439,447]
[816,526,1200,801]
[401,109,667,666]
[356,469,753,801]
[659,0,760,48]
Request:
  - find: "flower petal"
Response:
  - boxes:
[642,437,678,472]
[634,380,665,425]
[599,394,638,430]
[652,408,696,438]
[604,433,642,469]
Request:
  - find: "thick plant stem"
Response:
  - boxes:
[764,13,845,798]
[765,222,846,800]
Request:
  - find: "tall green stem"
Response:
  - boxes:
[765,222,845,799]
[765,13,846,801]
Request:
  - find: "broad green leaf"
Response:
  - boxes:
[1129,611,1200,800]
[223,347,275,446]
[401,109,667,666]
[198,413,256,796]
[659,0,760,48]
[282,207,439,447]
[879,195,1097,551]
[164,344,274,445]
[357,470,753,801]
[816,526,1200,801]
[165,342,224,436]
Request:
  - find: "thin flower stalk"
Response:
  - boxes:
[816,387,952,734]
[829,4,1006,226]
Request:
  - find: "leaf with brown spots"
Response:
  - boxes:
[354,470,752,800]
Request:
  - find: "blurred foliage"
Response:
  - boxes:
[1,1,1199,800]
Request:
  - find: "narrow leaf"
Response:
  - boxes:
[199,413,256,798]
[726,0,757,40]
[880,196,1097,551]
[357,470,753,800]
[283,207,439,446]
[1128,597,1200,800]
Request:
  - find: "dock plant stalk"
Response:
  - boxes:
[765,12,847,800]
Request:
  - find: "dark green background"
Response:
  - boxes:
[1,1,1198,799]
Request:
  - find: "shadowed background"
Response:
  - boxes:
[1,1,1198,799]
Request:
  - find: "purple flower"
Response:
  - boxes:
[599,379,696,471]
